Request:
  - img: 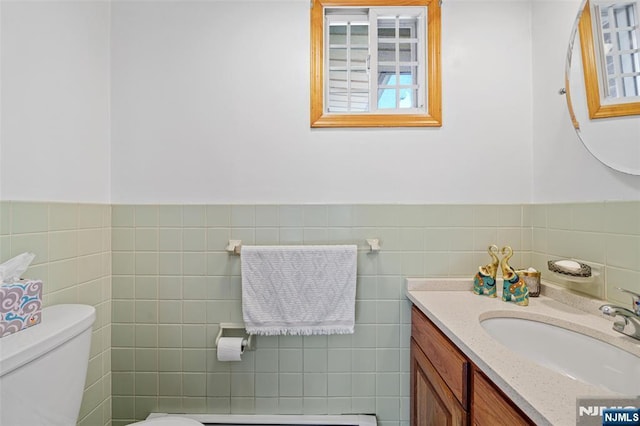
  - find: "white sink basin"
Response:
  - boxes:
[480,317,640,395]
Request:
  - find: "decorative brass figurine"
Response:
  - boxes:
[473,245,500,297]
[500,246,529,306]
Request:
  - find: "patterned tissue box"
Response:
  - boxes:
[0,279,43,338]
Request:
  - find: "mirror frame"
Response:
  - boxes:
[578,0,640,119]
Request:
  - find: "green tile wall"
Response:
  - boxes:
[531,202,640,303]
[3,201,638,426]
[0,201,112,426]
[110,204,532,426]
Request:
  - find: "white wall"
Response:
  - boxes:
[110,0,534,204]
[0,1,111,203]
[531,0,640,202]
[3,0,636,205]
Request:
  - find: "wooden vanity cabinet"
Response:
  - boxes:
[472,369,533,426]
[411,305,533,426]
[411,340,468,426]
[411,306,470,426]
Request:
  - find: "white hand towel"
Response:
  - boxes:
[241,245,357,336]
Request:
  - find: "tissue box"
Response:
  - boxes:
[0,279,43,338]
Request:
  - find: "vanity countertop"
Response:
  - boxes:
[406,278,640,426]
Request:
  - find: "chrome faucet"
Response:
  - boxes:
[600,287,640,341]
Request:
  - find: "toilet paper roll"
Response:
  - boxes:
[216,337,245,361]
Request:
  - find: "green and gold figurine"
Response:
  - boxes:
[473,245,500,297]
[500,246,529,306]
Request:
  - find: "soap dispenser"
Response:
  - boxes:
[473,245,500,297]
[500,246,529,306]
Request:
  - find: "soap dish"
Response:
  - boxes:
[547,259,591,277]
[548,270,598,283]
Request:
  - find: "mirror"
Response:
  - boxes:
[565,0,640,175]
[579,0,640,119]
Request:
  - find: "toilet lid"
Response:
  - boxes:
[129,416,203,425]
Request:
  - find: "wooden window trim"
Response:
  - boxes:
[310,0,442,128]
[578,0,640,119]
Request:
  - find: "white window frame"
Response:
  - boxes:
[325,14,371,113]
[370,8,426,113]
[324,7,426,115]
[592,0,640,103]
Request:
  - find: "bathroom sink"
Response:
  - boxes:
[480,317,640,395]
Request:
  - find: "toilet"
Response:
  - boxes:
[129,416,203,425]
[0,304,96,425]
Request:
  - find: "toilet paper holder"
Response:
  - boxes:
[215,323,255,351]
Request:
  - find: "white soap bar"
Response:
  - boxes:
[555,260,581,272]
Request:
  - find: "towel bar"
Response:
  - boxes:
[226,240,242,255]
[226,239,381,254]
[366,238,381,252]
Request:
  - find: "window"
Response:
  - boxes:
[597,2,640,98]
[310,0,441,128]
[578,0,640,118]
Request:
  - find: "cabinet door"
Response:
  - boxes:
[411,340,468,426]
[411,306,469,407]
[472,369,533,426]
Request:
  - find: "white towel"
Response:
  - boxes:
[241,245,357,336]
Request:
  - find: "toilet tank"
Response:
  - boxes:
[0,304,96,426]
